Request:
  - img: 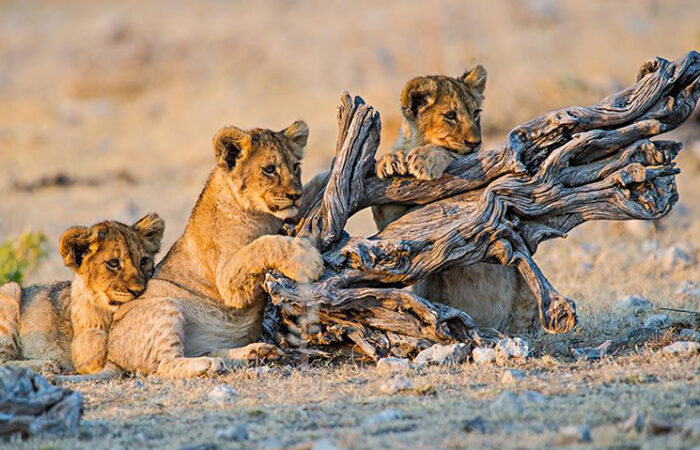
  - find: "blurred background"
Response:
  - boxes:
[0,0,698,290]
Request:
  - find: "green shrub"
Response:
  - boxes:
[0,231,49,285]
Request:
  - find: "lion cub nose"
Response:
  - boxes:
[286,192,301,202]
[464,139,482,149]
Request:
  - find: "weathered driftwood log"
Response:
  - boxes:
[0,366,83,438]
[264,51,700,360]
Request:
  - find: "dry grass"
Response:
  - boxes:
[1,0,699,448]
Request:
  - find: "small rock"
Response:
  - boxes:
[679,328,699,341]
[207,384,238,403]
[494,338,529,364]
[675,280,700,300]
[501,369,525,384]
[660,245,697,272]
[661,341,700,355]
[627,327,663,344]
[312,439,339,450]
[379,376,414,394]
[572,340,613,361]
[363,409,402,426]
[682,418,700,439]
[376,357,411,375]
[556,425,592,444]
[621,411,644,433]
[491,391,524,415]
[472,347,495,365]
[521,390,547,404]
[462,416,487,433]
[644,314,670,329]
[613,295,653,316]
[216,424,249,441]
[414,343,470,366]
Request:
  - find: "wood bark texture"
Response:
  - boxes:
[0,366,83,438]
[264,51,700,360]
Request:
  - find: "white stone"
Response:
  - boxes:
[494,338,529,364]
[472,347,495,365]
[644,314,670,329]
[207,384,238,403]
[376,357,411,375]
[661,341,700,355]
[414,343,470,366]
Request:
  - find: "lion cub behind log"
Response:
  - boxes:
[0,214,164,374]
[373,67,537,332]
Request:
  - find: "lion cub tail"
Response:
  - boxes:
[0,282,22,362]
[51,361,124,383]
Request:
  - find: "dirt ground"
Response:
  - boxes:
[1,1,699,448]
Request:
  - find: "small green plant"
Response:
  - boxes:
[0,231,49,284]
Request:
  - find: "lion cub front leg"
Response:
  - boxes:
[71,328,108,375]
[217,236,324,309]
[405,145,456,181]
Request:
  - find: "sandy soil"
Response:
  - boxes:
[1,0,699,448]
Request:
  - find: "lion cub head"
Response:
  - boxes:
[401,65,487,154]
[59,213,165,304]
[212,121,308,220]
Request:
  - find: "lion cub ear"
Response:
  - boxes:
[461,65,488,97]
[282,120,309,158]
[212,126,251,171]
[59,226,93,271]
[401,77,438,120]
[132,213,165,255]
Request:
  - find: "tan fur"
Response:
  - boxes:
[372,67,537,333]
[0,214,164,373]
[84,121,324,379]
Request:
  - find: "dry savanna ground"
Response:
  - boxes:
[1,1,699,448]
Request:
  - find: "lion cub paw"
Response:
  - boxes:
[406,146,453,181]
[274,237,324,283]
[376,152,408,179]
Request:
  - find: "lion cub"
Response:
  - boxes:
[0,214,164,374]
[373,67,537,332]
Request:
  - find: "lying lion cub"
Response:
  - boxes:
[372,67,537,332]
[58,121,324,381]
[0,214,164,374]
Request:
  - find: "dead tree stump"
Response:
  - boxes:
[263,51,700,360]
[0,366,83,438]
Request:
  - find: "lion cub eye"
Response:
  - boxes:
[443,111,457,121]
[474,109,482,120]
[140,257,151,268]
[262,164,276,175]
[293,163,301,175]
[106,259,121,269]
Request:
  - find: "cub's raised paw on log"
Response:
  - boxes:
[375,151,408,179]
[406,145,455,181]
[272,237,325,283]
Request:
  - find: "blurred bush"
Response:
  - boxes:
[0,231,49,284]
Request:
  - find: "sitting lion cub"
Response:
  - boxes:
[58,121,324,381]
[0,214,164,374]
[373,67,537,332]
